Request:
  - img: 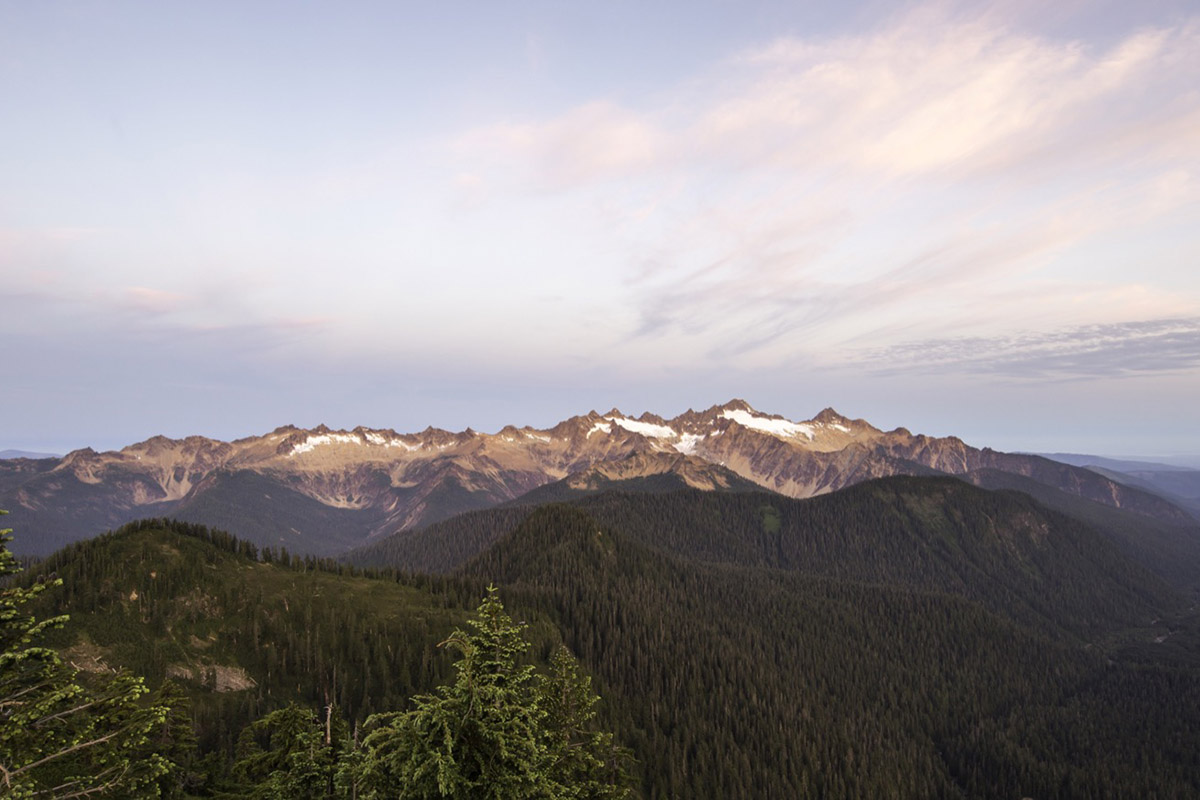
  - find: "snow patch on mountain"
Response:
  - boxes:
[290,433,363,455]
[607,417,676,439]
[673,433,704,455]
[721,409,815,440]
[587,422,612,438]
[364,432,421,451]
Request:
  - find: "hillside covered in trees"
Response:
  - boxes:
[5,518,631,797]
[7,475,1200,797]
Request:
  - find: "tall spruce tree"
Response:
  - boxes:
[233,702,347,799]
[351,587,636,799]
[538,646,635,799]
[0,511,173,799]
[354,586,551,799]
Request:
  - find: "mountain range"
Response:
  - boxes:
[2,399,1195,556]
[1033,452,1200,519]
[10,402,1200,797]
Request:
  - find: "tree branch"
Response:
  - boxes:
[11,726,124,777]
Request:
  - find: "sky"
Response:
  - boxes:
[2,0,1198,459]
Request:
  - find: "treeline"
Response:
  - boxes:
[39,516,484,596]
[46,517,381,581]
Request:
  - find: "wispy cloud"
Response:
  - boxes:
[122,286,186,314]
[2,277,333,365]
[460,8,1199,184]
[457,101,671,189]
[710,13,1195,178]
[452,3,1200,367]
[859,316,1200,378]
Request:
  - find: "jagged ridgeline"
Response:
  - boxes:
[21,474,1200,798]
[5,399,1196,559]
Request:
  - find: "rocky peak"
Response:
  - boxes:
[813,408,849,425]
[55,447,99,466]
[275,430,315,456]
[141,434,176,447]
[547,415,596,438]
[418,426,472,448]
[718,398,754,412]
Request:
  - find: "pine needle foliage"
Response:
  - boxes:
[0,511,175,799]
[353,587,636,799]
[232,702,346,799]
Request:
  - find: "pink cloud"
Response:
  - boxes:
[456,100,670,189]
[123,286,187,314]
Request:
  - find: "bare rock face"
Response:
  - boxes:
[2,400,1190,556]
[560,452,755,493]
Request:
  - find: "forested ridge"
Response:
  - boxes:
[7,475,1200,797]
[458,501,1200,797]
[25,521,480,759]
[354,477,1190,632]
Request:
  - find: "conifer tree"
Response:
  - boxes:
[539,646,635,799]
[142,681,201,798]
[351,586,637,799]
[233,702,346,799]
[355,586,551,799]
[0,511,174,798]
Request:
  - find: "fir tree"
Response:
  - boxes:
[355,586,551,799]
[0,511,174,799]
[352,587,637,799]
[233,702,346,799]
[539,646,635,799]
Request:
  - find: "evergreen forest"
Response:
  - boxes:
[5,475,1200,797]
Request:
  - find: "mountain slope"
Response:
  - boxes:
[962,468,1200,591]
[1084,465,1200,519]
[25,520,478,756]
[1037,452,1200,518]
[507,451,768,505]
[456,503,1200,798]
[356,477,1183,638]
